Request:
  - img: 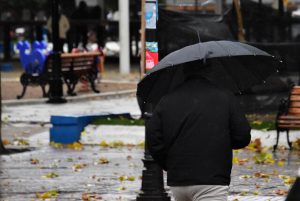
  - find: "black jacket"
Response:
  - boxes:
[146,77,251,186]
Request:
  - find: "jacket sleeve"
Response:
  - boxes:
[229,94,251,149]
[146,102,167,170]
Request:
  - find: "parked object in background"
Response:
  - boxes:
[46,52,101,96]
[16,41,49,99]
[275,84,300,151]
[16,41,101,99]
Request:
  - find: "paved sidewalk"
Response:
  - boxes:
[1,97,299,201]
[1,61,140,102]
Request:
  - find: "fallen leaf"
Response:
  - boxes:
[117,186,126,191]
[98,157,109,164]
[36,190,58,199]
[42,172,59,179]
[67,142,84,150]
[239,175,252,179]
[253,152,274,165]
[2,139,10,145]
[254,172,270,178]
[30,158,40,165]
[239,191,248,196]
[118,175,127,182]
[72,164,87,172]
[99,140,109,147]
[13,138,29,146]
[277,161,285,167]
[272,189,288,196]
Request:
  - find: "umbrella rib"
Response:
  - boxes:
[214,41,231,56]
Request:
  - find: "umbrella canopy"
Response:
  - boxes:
[137,40,282,111]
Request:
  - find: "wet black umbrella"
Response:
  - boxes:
[137,40,282,111]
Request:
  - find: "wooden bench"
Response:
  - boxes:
[17,52,101,99]
[46,52,101,96]
[275,85,300,151]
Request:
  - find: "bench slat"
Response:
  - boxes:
[288,108,300,114]
[289,102,300,107]
[278,124,300,128]
[278,115,300,119]
[290,95,300,101]
[61,52,100,58]
[278,120,300,124]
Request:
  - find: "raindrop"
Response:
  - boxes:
[263,80,266,84]
[276,69,280,73]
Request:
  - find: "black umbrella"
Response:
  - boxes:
[137,40,282,111]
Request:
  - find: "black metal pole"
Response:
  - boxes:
[137,108,170,201]
[137,1,170,200]
[3,22,11,61]
[47,0,66,103]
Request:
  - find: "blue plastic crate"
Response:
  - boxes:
[49,113,130,144]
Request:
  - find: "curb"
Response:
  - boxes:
[2,89,137,106]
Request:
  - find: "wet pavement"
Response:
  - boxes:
[1,97,300,201]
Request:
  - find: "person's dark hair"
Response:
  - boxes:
[183,60,211,79]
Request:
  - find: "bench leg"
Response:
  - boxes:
[16,85,28,99]
[16,73,29,99]
[273,129,280,152]
[286,130,292,150]
[64,76,77,96]
[88,73,100,93]
[41,85,48,98]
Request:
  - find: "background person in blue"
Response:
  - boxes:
[146,61,251,201]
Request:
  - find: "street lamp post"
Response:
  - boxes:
[47,0,66,103]
[137,0,171,200]
[137,107,170,201]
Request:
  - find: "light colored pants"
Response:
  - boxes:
[170,185,229,201]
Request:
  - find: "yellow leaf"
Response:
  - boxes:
[43,172,59,179]
[239,192,248,196]
[67,142,83,150]
[277,161,285,167]
[119,175,127,182]
[239,175,252,179]
[137,141,145,148]
[110,140,125,148]
[81,130,87,136]
[72,164,87,172]
[36,190,58,199]
[13,138,29,146]
[127,176,135,181]
[118,186,126,191]
[99,140,109,147]
[232,157,239,165]
[253,191,259,195]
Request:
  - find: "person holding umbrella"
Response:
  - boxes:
[146,60,251,201]
[138,41,282,201]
